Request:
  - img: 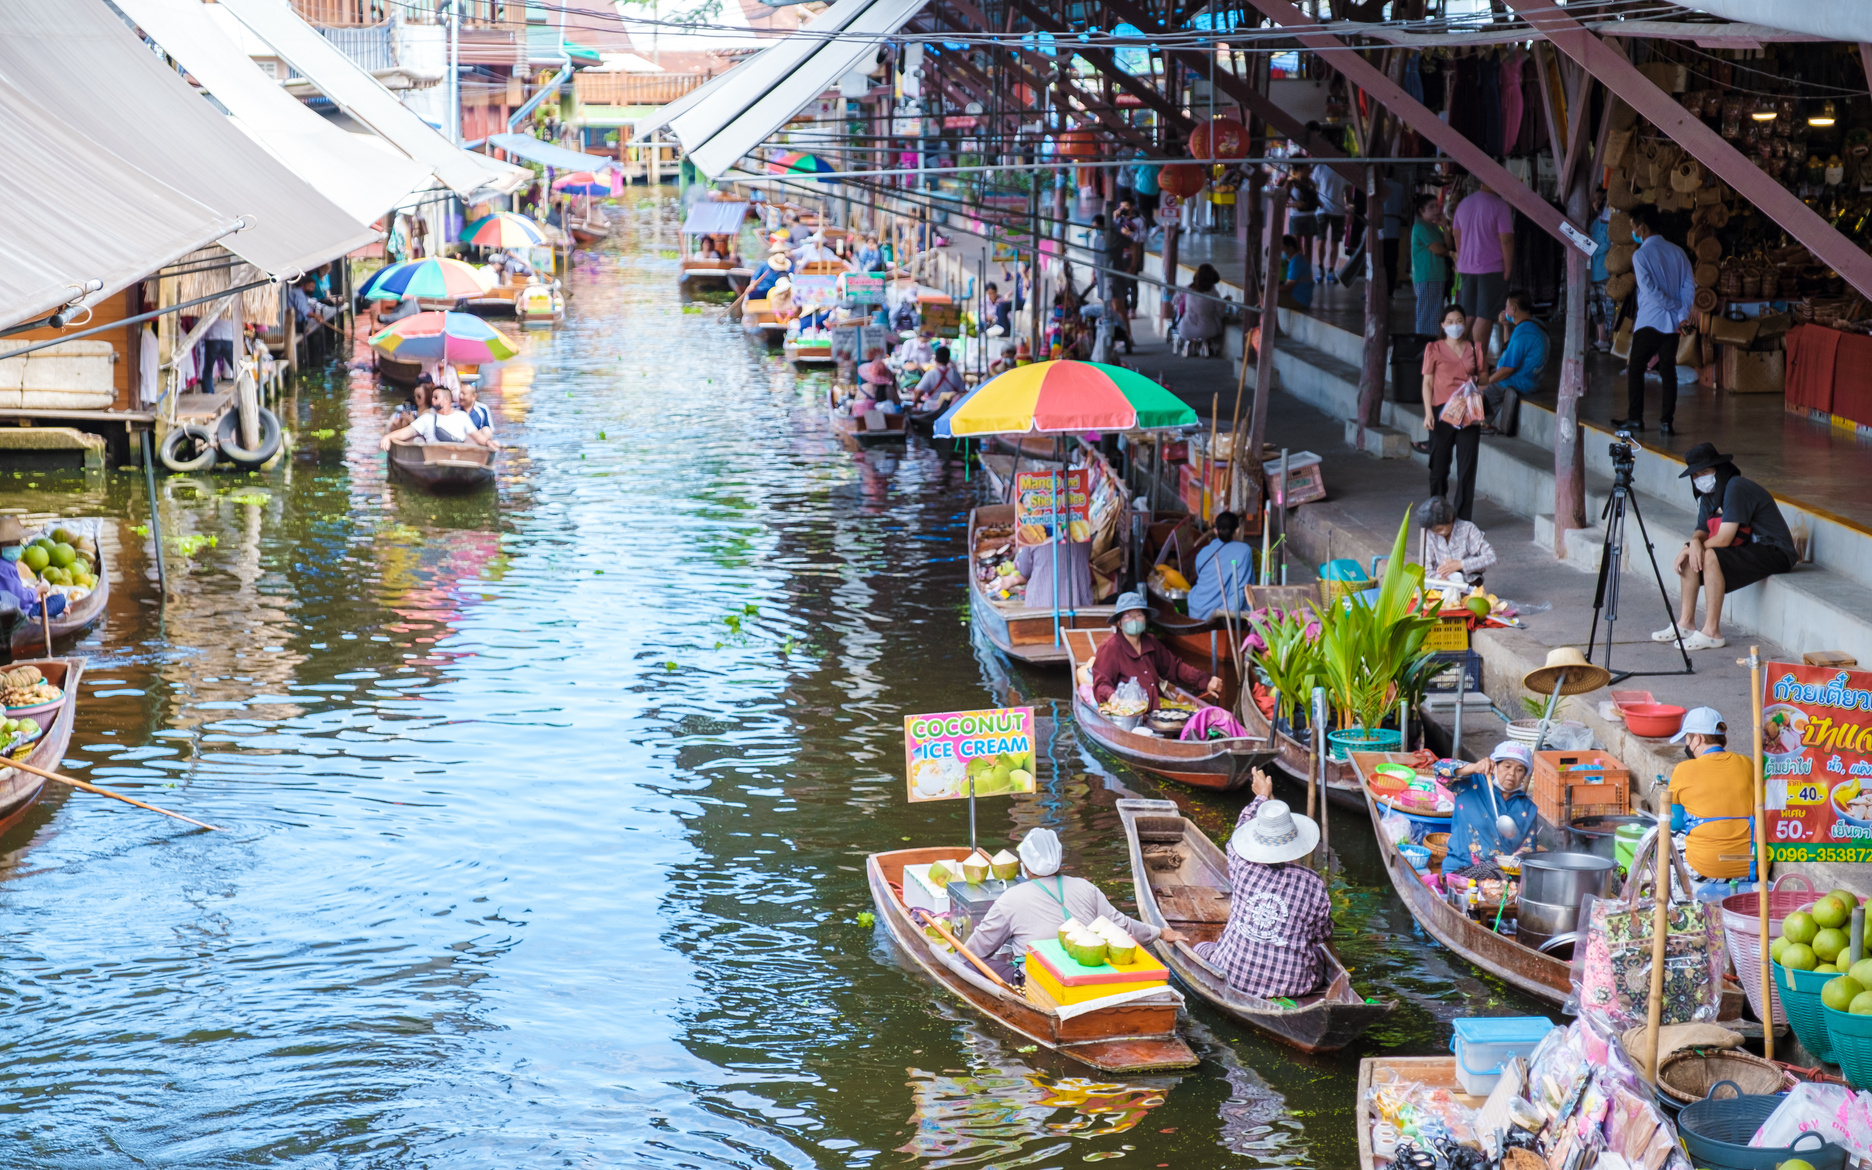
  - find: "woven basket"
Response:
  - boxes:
[1694,287,1720,314]
[1719,265,1744,297]
[1658,1049,1790,1106]
[1743,271,1763,299]
[1695,262,1720,288]
[1607,272,1637,302]
[1608,174,1639,210]
[1609,211,1633,240]
[1502,1150,1545,1170]
[1697,183,1725,206]
[1606,242,1636,275]
[1696,236,1723,263]
[1671,160,1704,192]
[1707,201,1731,227]
[1425,832,1450,867]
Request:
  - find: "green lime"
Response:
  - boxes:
[1782,943,1819,971]
[22,546,48,573]
[1815,927,1849,963]
[47,543,74,569]
[1813,895,1851,930]
[1823,974,1864,1011]
[1784,911,1819,945]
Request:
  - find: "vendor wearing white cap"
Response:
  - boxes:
[1194,768,1332,998]
[1441,741,1539,874]
[1666,706,1754,881]
[965,827,1183,984]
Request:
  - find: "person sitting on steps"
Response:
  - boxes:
[1653,442,1796,651]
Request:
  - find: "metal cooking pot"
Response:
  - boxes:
[1520,851,1619,907]
[1515,896,1582,941]
[1536,932,1578,960]
[1566,814,1653,861]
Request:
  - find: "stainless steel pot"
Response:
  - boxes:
[1515,896,1582,941]
[1565,814,1653,861]
[1520,851,1619,906]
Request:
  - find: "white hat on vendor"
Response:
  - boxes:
[1018,827,1063,876]
[767,252,793,271]
[1230,800,1319,865]
[1671,706,1726,744]
[1489,741,1533,769]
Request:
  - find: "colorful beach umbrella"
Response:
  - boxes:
[551,171,613,196]
[459,211,548,248]
[933,361,1196,437]
[369,311,517,364]
[768,150,837,182]
[359,257,495,302]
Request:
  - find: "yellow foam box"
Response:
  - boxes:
[1024,938,1168,1006]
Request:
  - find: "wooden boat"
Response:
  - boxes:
[374,354,423,388]
[967,504,1113,666]
[1116,798,1392,1051]
[569,214,610,245]
[0,657,84,835]
[784,339,836,368]
[387,440,496,492]
[679,258,739,291]
[831,406,908,446]
[1065,630,1274,792]
[1238,694,1367,809]
[1356,1056,1482,1170]
[14,521,108,652]
[866,845,1199,1074]
[741,298,788,346]
[463,281,521,316]
[516,283,565,327]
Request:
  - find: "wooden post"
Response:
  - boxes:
[1553,157,1591,550]
[1247,183,1287,459]
[1748,645,1774,1061]
[1644,793,1672,1083]
[1356,160,1387,435]
[1161,217,1181,328]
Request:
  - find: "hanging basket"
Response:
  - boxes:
[1671,159,1704,193]
[1606,242,1636,275]
[1607,272,1638,302]
[1695,262,1720,289]
[1608,174,1640,210]
[1694,286,1720,314]
[1696,236,1724,263]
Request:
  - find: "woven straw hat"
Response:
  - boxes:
[1522,647,1613,697]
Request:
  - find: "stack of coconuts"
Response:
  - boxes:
[1771,887,1872,1014]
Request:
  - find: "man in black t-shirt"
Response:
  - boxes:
[1653,443,1796,651]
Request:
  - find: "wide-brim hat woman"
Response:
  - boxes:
[1229,799,1320,864]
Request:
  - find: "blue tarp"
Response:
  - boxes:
[485,133,615,172]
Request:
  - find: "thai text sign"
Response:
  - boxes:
[904,708,1036,803]
[840,273,885,303]
[1013,469,1090,545]
[1761,663,1872,862]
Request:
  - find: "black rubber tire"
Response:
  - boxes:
[158,425,217,474]
[216,407,282,469]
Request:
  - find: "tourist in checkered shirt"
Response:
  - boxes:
[1193,769,1331,999]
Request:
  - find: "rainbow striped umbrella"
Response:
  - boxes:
[551,171,613,196]
[768,150,837,182]
[359,258,494,302]
[933,361,1195,437]
[368,311,517,364]
[459,211,548,248]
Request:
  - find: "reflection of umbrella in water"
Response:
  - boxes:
[369,311,518,364]
[934,361,1198,645]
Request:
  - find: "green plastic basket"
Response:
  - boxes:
[1775,961,1835,1063]
[1824,1002,1872,1090]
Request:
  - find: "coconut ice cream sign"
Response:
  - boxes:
[904,708,1037,803]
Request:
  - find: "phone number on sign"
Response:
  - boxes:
[1769,845,1872,863]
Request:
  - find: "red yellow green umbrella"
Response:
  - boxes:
[932,360,1196,437]
[459,211,548,248]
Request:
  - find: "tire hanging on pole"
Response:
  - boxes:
[215,407,282,469]
[157,425,217,473]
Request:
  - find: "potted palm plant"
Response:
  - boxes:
[1317,510,1443,760]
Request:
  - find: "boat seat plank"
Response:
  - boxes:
[1152,884,1232,924]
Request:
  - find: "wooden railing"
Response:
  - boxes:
[574,72,711,107]
[292,1,514,27]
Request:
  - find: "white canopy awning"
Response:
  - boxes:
[485,133,616,173]
[684,0,927,179]
[682,201,750,235]
[0,73,242,330]
[213,0,529,200]
[0,0,377,279]
[112,0,436,225]
[657,0,881,153]
[634,69,735,139]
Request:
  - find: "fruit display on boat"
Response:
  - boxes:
[16,525,98,596]
[0,666,58,709]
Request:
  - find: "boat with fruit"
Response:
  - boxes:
[11,519,108,650]
[1117,798,1392,1051]
[967,505,1113,666]
[0,658,83,834]
[866,844,1199,1073]
[1064,629,1274,792]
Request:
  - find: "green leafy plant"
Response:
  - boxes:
[1247,606,1322,728]
[1315,509,1443,736]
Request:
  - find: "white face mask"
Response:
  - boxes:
[1442,323,1465,340]
[1693,472,1717,493]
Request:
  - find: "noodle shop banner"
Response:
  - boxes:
[1761,662,1872,863]
[1013,469,1090,546]
[904,707,1036,803]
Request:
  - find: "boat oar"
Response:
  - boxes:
[4,756,222,831]
[40,598,51,657]
[914,908,1016,992]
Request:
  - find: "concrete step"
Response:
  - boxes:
[1266,312,1872,666]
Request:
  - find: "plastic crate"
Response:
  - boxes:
[1449,1017,1558,1096]
[1530,750,1631,825]
[1423,650,1482,695]
[1424,615,1471,652]
[1773,960,1835,1063]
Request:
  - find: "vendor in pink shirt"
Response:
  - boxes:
[1450,178,1516,355]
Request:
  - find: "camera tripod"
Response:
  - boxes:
[1585,435,1694,683]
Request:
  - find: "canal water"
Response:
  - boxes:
[0,205,1545,1166]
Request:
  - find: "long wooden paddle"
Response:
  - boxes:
[914,908,1016,992]
[3,755,221,831]
[40,599,51,657]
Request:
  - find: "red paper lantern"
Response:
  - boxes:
[1157,163,1207,199]
[1058,128,1099,160]
[1189,117,1249,161]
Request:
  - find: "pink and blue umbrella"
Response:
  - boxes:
[551,171,614,197]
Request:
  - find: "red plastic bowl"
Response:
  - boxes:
[1622,702,1686,738]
